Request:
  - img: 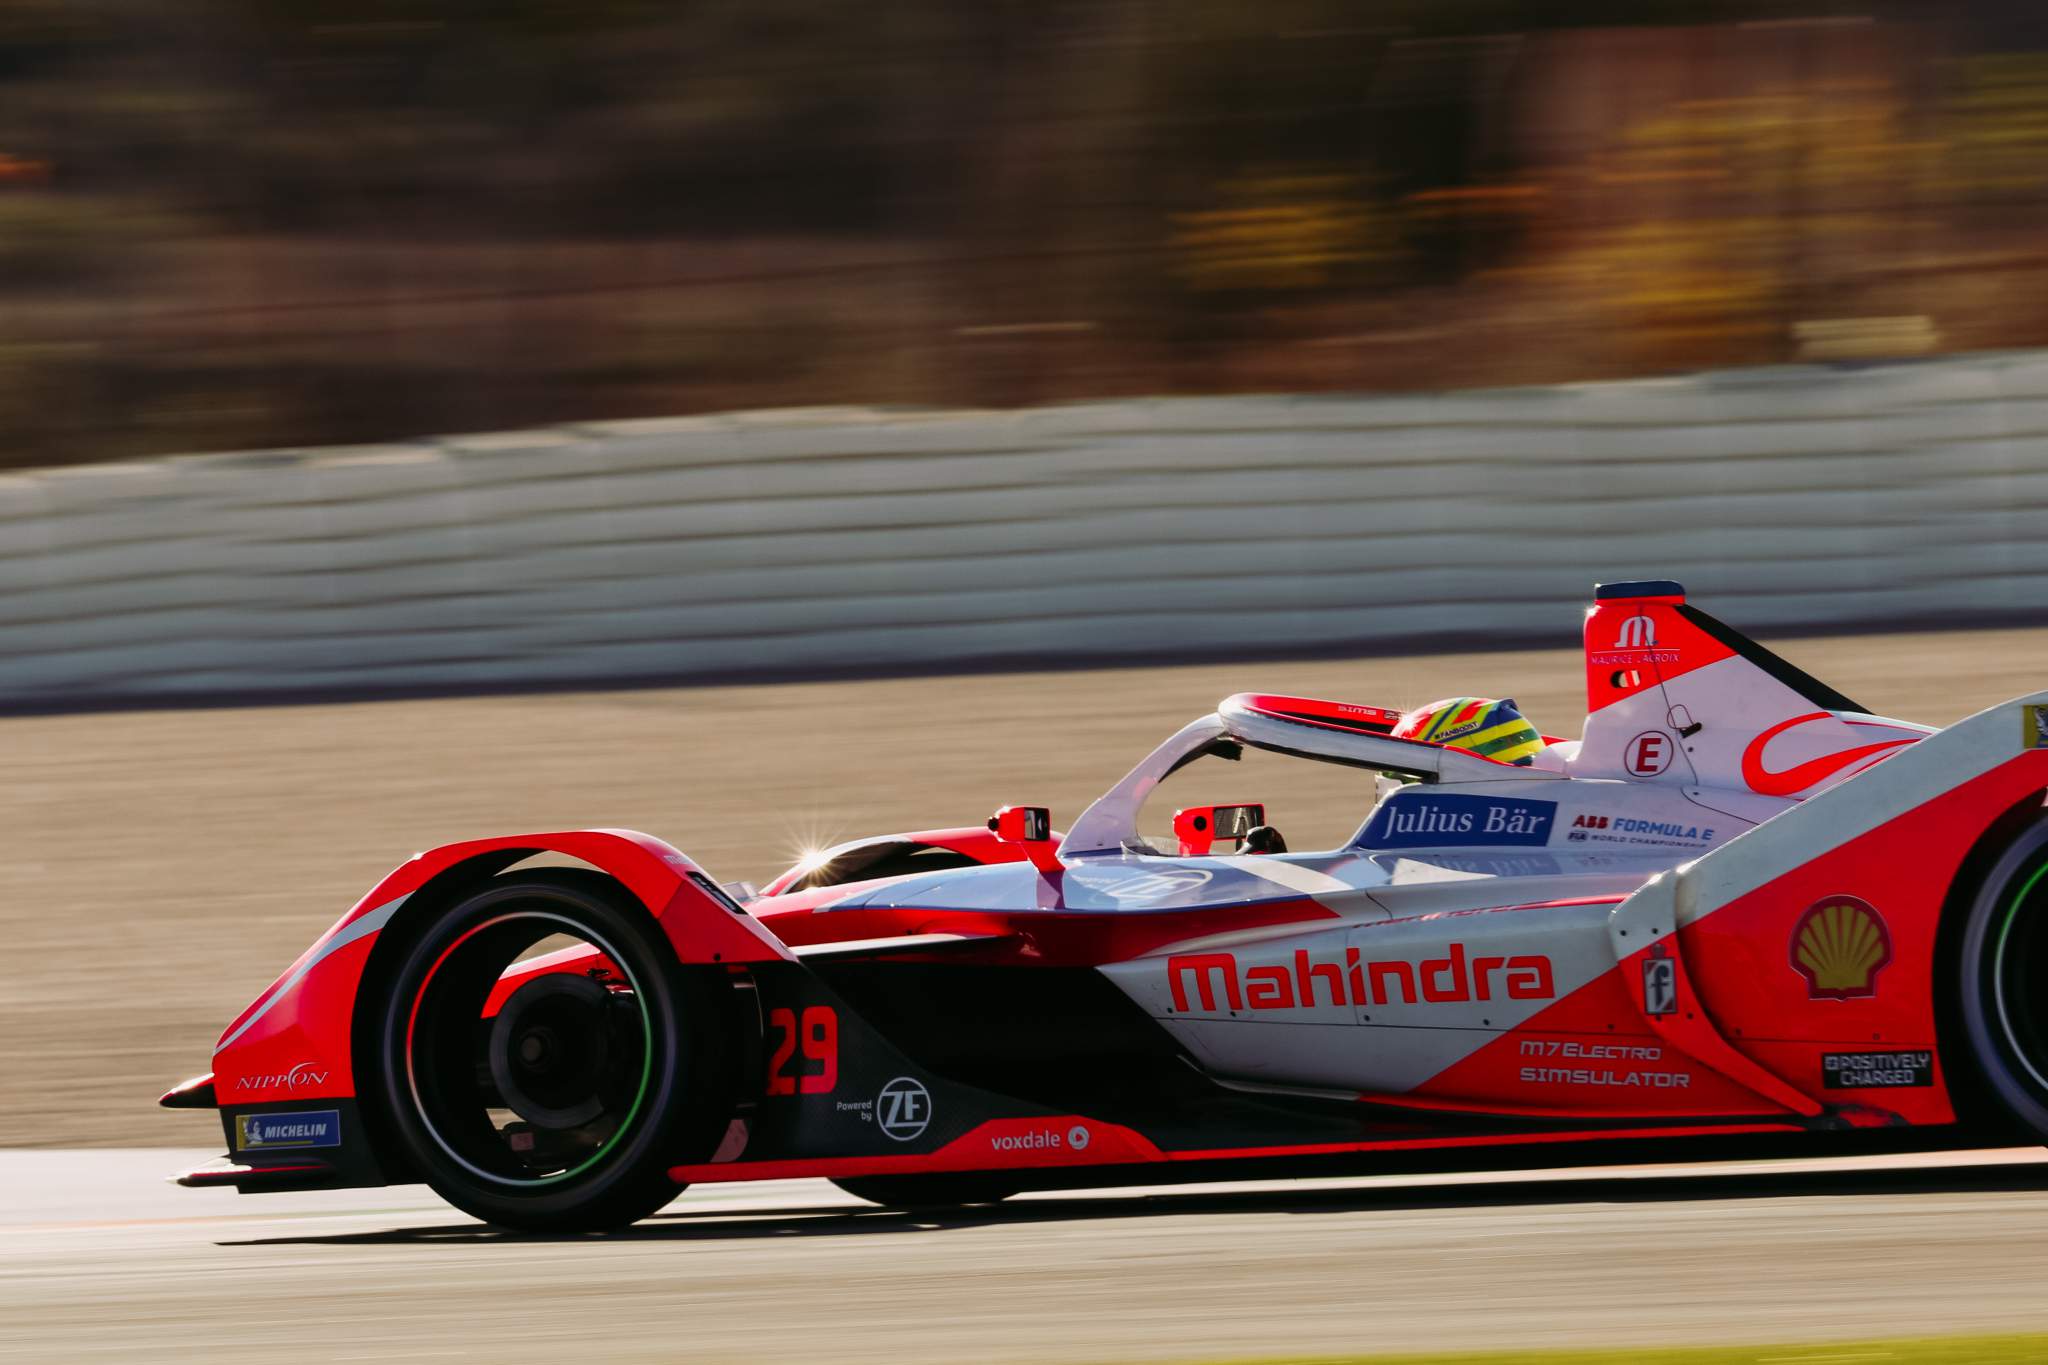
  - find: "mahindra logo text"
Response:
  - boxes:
[1166,945,1554,1013]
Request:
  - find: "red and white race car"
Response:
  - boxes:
[164,581,2048,1230]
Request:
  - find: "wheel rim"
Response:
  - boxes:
[1990,858,2048,1097]
[404,910,654,1188]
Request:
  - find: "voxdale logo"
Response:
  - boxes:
[1167,944,1554,1013]
[988,1124,1093,1153]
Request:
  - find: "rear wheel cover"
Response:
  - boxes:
[374,872,727,1231]
[1958,821,2048,1139]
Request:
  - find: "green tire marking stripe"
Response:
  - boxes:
[1993,859,2048,963]
[1991,856,2048,1084]
[550,966,653,1186]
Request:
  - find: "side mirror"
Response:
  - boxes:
[988,804,1062,873]
[1172,803,1265,856]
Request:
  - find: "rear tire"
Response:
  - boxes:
[832,1174,1022,1209]
[1957,818,2048,1140]
[373,870,730,1232]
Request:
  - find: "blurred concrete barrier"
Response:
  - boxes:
[4,352,2046,705]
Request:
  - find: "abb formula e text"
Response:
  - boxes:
[164,581,2048,1230]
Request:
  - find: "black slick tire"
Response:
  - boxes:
[1956,818,2048,1141]
[371,870,728,1232]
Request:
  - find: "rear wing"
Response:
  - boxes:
[1576,581,1931,794]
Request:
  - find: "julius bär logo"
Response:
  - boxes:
[1790,896,1892,1000]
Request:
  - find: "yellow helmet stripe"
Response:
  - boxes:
[1476,735,1545,764]
[1419,699,1482,742]
[1462,718,1530,748]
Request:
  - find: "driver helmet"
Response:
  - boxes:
[1392,696,1544,766]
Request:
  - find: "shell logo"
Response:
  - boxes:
[1789,896,1893,1001]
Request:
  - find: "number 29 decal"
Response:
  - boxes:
[766,1005,839,1096]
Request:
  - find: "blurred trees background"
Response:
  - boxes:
[3,0,2047,463]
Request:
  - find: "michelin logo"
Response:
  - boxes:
[235,1109,341,1151]
[1357,794,1556,849]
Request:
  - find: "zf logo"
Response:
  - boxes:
[1642,956,1678,1017]
[877,1077,932,1141]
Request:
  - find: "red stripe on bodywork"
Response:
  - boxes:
[1740,712,1917,797]
[671,1121,1803,1184]
[675,1117,1166,1183]
[1229,693,1405,735]
[1162,1123,1803,1162]
[758,897,1342,966]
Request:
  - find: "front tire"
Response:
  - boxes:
[373,870,729,1231]
[1957,818,2048,1140]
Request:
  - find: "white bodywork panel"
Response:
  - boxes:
[1100,899,1621,1094]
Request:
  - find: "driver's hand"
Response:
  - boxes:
[1240,825,1288,855]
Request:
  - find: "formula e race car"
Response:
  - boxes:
[163,581,2048,1230]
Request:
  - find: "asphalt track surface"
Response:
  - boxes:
[6,1147,2048,1363]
